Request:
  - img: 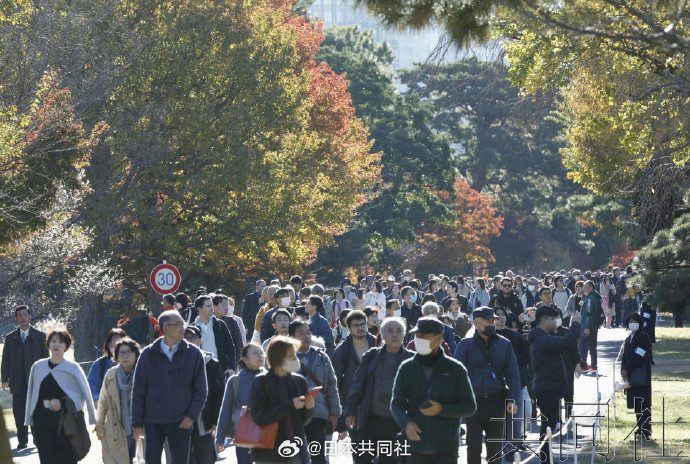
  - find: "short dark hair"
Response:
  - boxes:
[338,309,352,325]
[535,307,557,325]
[401,286,415,298]
[363,306,377,318]
[47,329,72,350]
[114,337,141,362]
[299,287,312,298]
[274,287,290,300]
[288,319,310,337]
[163,294,176,306]
[501,277,514,286]
[539,286,551,296]
[290,275,303,286]
[308,295,324,313]
[14,305,30,317]
[494,306,510,317]
[447,281,459,292]
[195,295,211,309]
[345,309,367,328]
[265,336,300,371]
[175,293,190,307]
[103,328,127,358]
[212,294,229,306]
[272,308,292,323]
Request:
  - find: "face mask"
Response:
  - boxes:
[628,322,640,332]
[415,337,433,356]
[280,297,291,308]
[228,305,235,315]
[528,285,536,292]
[555,318,562,328]
[393,309,401,317]
[410,294,418,303]
[282,358,301,373]
[482,326,496,336]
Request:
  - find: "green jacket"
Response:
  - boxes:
[391,352,477,453]
[581,292,602,332]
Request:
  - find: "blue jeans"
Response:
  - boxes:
[578,329,598,368]
[144,422,192,464]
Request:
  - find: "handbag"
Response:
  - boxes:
[628,367,646,387]
[234,406,279,449]
[58,398,91,460]
[234,377,279,449]
[133,439,146,464]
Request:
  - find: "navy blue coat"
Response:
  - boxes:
[132,339,207,427]
[454,332,521,403]
[528,322,580,394]
[622,330,652,409]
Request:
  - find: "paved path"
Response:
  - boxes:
[7,328,629,463]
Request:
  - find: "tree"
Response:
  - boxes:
[500,5,690,239]
[401,57,627,271]
[412,178,503,275]
[0,75,119,360]
[312,26,456,276]
[76,0,380,310]
[632,212,690,327]
[352,0,690,54]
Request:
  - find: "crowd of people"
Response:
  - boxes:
[0,265,656,464]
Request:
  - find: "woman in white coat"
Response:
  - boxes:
[95,337,141,464]
[363,281,386,310]
[25,329,96,464]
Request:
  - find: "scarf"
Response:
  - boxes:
[117,364,134,436]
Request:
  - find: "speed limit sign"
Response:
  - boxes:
[150,262,181,294]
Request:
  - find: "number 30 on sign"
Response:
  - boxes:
[150,263,181,294]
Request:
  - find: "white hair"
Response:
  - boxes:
[380,317,406,336]
[421,302,440,316]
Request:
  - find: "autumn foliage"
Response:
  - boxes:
[412,178,503,273]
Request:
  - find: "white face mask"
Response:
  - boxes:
[393,309,401,317]
[555,318,562,328]
[528,285,536,292]
[280,297,291,308]
[282,358,301,373]
[415,337,433,356]
[228,305,235,315]
[628,322,640,332]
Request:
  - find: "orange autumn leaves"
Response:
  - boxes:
[416,178,503,270]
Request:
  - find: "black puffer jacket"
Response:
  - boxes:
[528,322,580,394]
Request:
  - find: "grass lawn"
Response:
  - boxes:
[586,327,690,463]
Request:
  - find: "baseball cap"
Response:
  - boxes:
[472,307,497,321]
[184,325,201,338]
[410,317,444,335]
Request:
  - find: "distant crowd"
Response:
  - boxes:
[1,265,655,464]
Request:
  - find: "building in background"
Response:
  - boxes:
[310,0,442,69]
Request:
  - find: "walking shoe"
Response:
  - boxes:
[16,443,27,450]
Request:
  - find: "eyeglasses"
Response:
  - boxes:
[350,322,367,329]
[185,335,200,341]
[118,350,134,357]
[502,284,513,288]
[164,322,184,328]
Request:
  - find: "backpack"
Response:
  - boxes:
[593,294,605,326]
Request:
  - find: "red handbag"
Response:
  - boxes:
[234,377,279,449]
[233,405,279,449]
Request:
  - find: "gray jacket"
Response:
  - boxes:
[298,348,341,421]
[216,367,264,442]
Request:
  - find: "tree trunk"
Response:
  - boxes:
[74,293,104,362]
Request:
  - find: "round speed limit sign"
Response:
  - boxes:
[150,263,181,294]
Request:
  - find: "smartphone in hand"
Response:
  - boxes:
[307,386,323,400]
